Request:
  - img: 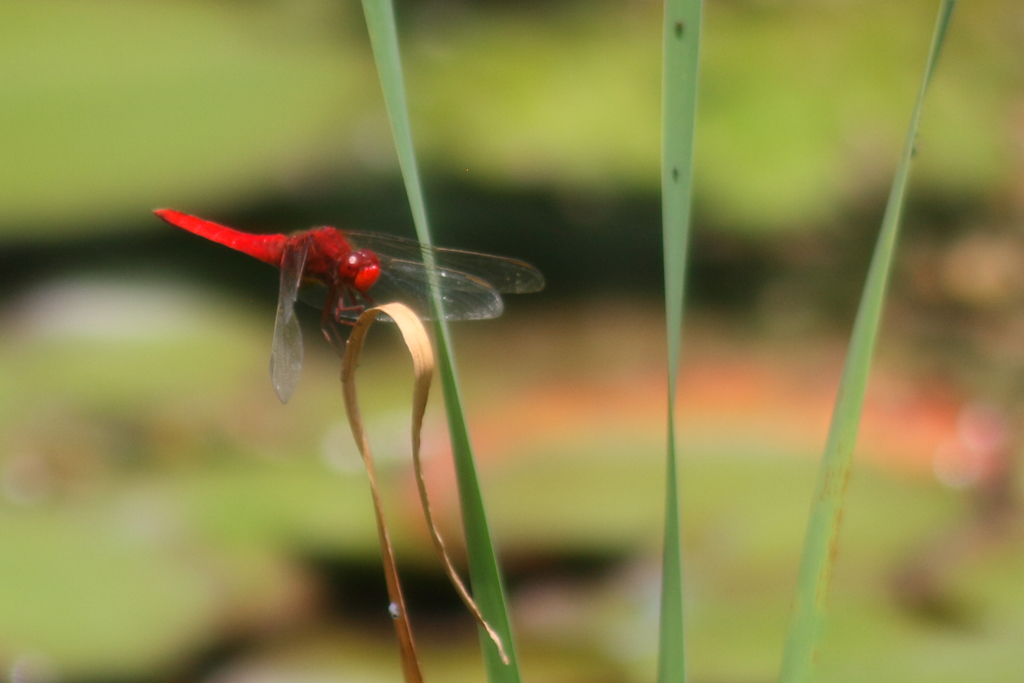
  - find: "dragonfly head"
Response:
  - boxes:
[341,249,381,292]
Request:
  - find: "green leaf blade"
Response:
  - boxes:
[359,1,522,681]
[659,1,703,683]
[778,3,958,682]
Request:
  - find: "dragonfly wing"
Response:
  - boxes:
[269,237,309,403]
[344,231,544,294]
[296,280,328,311]
[339,257,504,322]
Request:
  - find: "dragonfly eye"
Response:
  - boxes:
[345,249,381,291]
[339,252,362,279]
[354,261,380,291]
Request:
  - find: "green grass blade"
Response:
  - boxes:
[358,1,522,681]
[778,3,957,682]
[659,1,702,682]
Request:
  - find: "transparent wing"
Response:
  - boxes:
[269,237,309,404]
[296,281,328,312]
[337,256,504,322]
[343,231,545,294]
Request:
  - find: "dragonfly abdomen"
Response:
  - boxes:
[155,209,288,266]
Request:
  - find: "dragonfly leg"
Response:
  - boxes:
[316,288,347,355]
[319,290,375,358]
[314,286,344,354]
[320,319,349,356]
[330,287,367,325]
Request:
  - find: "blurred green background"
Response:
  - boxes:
[2,0,1024,682]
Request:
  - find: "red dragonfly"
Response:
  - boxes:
[154,209,543,403]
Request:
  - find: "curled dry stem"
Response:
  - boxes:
[341,303,509,679]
